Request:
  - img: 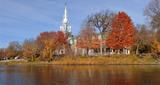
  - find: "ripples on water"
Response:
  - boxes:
[0,65,160,85]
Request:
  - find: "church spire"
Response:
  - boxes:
[64,2,67,22]
[60,2,71,34]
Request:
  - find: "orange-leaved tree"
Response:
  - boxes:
[37,31,67,61]
[106,12,136,54]
[76,27,96,55]
[91,35,100,49]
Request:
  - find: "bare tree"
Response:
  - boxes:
[145,0,160,30]
[5,41,22,59]
[86,10,115,55]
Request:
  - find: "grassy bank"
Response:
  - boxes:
[0,55,159,65]
[0,60,50,65]
[52,55,159,65]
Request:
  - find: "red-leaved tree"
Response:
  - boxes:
[106,12,136,52]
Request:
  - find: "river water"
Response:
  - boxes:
[0,65,160,85]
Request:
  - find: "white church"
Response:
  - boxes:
[59,3,131,56]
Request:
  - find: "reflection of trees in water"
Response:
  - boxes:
[51,65,160,85]
[1,65,160,85]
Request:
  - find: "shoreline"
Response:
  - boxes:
[0,55,160,65]
[0,62,160,66]
[0,61,160,65]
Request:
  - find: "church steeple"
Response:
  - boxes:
[63,3,68,23]
[60,2,71,34]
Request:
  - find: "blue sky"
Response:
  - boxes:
[0,0,150,48]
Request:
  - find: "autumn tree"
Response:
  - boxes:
[151,37,160,53]
[133,25,152,54]
[22,39,39,61]
[86,10,115,55]
[5,41,22,59]
[56,31,67,49]
[156,29,160,42]
[76,26,96,55]
[91,35,100,49]
[106,12,136,54]
[0,49,3,58]
[0,48,5,60]
[37,31,67,61]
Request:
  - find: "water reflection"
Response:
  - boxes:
[0,65,160,85]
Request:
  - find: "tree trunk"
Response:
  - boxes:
[87,48,89,55]
[100,34,103,55]
[49,50,53,61]
[31,55,34,62]
[136,44,139,55]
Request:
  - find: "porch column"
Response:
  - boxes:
[110,49,114,55]
[82,49,85,56]
[127,49,130,54]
